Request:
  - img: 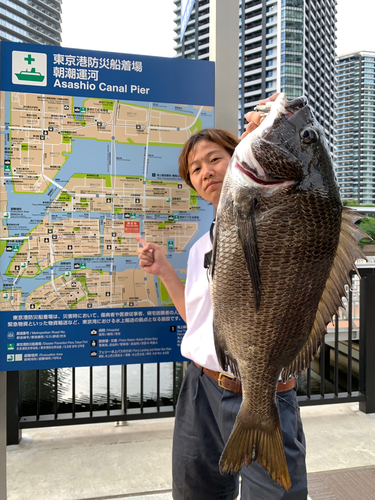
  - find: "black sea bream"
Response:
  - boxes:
[209,93,368,489]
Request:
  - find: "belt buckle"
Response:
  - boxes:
[218,372,236,389]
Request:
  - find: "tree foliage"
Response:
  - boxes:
[342,200,375,208]
[342,199,359,206]
[358,216,375,248]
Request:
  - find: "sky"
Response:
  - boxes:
[61,0,375,58]
[61,0,176,57]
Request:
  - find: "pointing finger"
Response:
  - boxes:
[135,235,147,247]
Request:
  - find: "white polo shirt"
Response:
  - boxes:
[181,230,225,373]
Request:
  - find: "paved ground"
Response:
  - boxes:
[5,402,375,500]
[308,466,375,500]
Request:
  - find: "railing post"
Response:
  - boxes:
[7,371,21,445]
[359,268,375,414]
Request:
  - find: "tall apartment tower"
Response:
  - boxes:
[335,51,375,204]
[173,0,337,150]
[0,0,62,45]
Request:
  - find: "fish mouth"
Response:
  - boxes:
[234,145,293,186]
[283,96,308,115]
[233,155,297,195]
[235,160,288,186]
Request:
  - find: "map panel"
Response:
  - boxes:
[0,91,214,313]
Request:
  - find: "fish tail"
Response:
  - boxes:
[219,407,291,491]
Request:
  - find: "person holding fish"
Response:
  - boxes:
[135,94,310,500]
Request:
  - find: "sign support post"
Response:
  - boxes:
[209,0,239,135]
[0,372,7,499]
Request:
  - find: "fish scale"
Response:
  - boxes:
[209,93,368,490]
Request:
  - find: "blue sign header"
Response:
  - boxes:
[0,41,214,106]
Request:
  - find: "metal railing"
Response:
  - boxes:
[7,266,375,445]
[7,362,184,444]
[297,265,375,412]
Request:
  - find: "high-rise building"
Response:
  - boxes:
[335,51,375,204]
[173,0,337,151]
[0,0,62,46]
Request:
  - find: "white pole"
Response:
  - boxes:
[0,372,7,499]
[209,0,239,135]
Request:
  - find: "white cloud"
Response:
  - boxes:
[336,0,375,56]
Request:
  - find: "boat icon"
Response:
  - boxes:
[15,67,45,83]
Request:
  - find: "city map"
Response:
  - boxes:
[0,91,214,313]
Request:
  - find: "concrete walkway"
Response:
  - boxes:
[6,402,375,500]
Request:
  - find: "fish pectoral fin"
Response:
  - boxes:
[210,219,219,279]
[213,317,240,377]
[281,206,368,381]
[236,214,261,311]
[219,405,291,491]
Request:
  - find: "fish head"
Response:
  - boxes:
[230,93,339,199]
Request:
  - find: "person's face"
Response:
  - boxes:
[187,139,231,208]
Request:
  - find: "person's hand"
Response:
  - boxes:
[241,93,279,140]
[135,235,170,277]
[135,235,186,320]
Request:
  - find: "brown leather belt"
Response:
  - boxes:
[196,363,296,394]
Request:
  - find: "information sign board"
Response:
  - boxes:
[0,42,215,371]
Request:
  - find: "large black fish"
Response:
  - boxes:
[209,93,367,489]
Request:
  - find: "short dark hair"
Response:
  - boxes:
[178,128,239,189]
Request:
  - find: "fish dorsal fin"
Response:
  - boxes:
[281,207,368,382]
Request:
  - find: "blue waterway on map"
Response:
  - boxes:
[4,140,169,224]
[5,134,212,238]
[59,140,148,179]
[72,98,211,115]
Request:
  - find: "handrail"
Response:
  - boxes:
[7,267,375,445]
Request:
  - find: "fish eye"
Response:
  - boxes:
[300,128,317,144]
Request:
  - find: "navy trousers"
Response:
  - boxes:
[172,362,308,500]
